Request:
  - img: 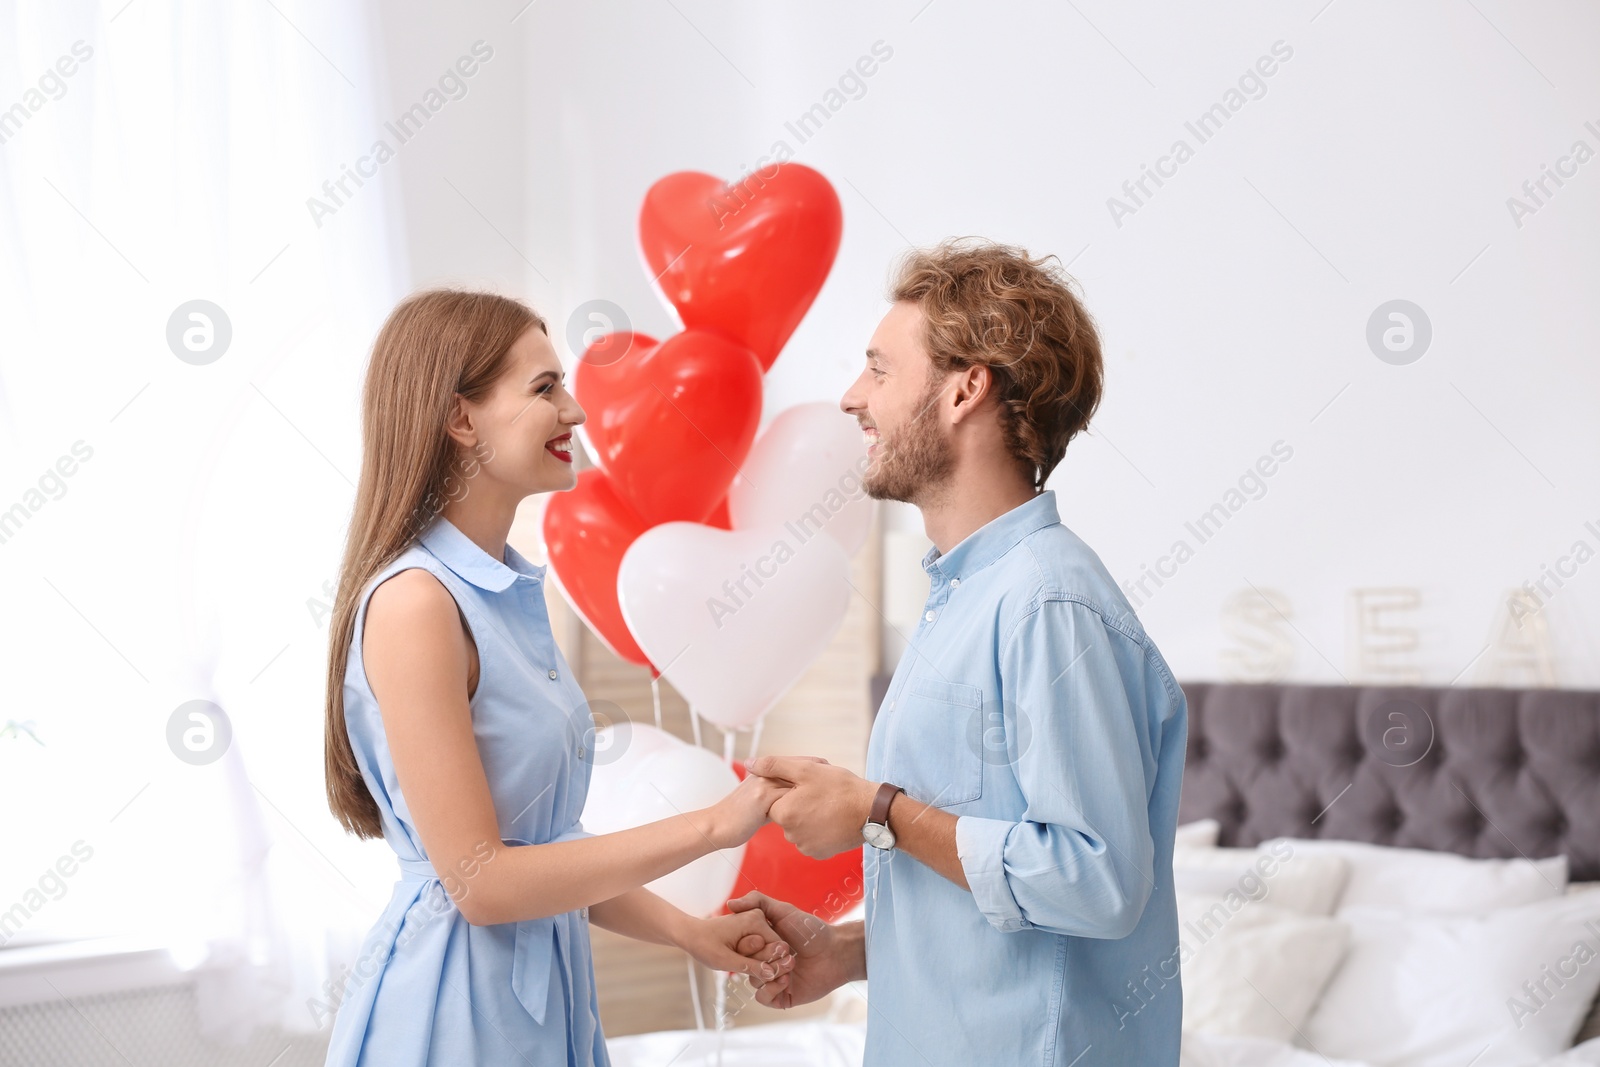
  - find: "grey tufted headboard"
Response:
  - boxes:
[1177,682,1600,881]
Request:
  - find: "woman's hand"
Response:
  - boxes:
[675,907,796,980]
[727,891,864,1008]
[704,772,789,850]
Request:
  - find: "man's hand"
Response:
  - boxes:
[748,755,878,859]
[728,891,865,1009]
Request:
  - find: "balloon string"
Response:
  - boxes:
[689,705,703,750]
[747,719,765,763]
[651,677,663,731]
[687,957,705,1031]
[714,968,729,1031]
[722,729,735,766]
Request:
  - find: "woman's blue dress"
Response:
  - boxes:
[325,514,610,1066]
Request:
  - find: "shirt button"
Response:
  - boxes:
[548,669,559,680]
[950,578,960,587]
[578,746,587,759]
[924,610,935,622]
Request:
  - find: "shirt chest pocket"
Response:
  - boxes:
[892,676,985,807]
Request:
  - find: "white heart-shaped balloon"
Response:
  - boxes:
[618,522,852,729]
[729,402,872,555]
[581,726,743,917]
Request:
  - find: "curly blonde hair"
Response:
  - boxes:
[891,238,1103,490]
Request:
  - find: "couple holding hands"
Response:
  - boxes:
[321,239,1189,1067]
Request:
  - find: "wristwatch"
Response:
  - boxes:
[861,782,904,850]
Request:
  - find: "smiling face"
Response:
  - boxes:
[449,324,586,499]
[840,300,955,505]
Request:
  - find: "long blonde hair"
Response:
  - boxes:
[325,289,544,838]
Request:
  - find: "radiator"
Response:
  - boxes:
[0,947,329,1067]
[0,982,329,1066]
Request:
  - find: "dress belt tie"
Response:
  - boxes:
[392,827,595,1035]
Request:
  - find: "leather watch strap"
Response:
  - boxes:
[869,782,903,826]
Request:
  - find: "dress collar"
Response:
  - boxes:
[921,490,1061,584]
[419,514,545,593]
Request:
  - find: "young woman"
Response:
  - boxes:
[321,290,791,1066]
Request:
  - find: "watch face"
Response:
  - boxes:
[862,821,896,850]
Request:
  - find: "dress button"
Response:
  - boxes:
[924,610,935,622]
[548,669,559,680]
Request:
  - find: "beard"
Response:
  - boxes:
[863,378,954,504]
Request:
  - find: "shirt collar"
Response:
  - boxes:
[921,490,1061,584]
[419,515,546,593]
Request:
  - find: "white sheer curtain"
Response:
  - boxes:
[0,0,407,1040]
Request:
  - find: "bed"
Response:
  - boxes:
[609,682,1600,1067]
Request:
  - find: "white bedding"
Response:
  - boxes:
[607,1025,1600,1067]
[608,1020,866,1067]
[605,845,1599,1066]
[1180,1032,1600,1067]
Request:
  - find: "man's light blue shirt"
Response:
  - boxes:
[863,490,1187,1065]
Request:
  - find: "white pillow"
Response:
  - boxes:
[1271,838,1568,914]
[1177,893,1349,1042]
[1173,840,1350,916]
[1548,1035,1600,1066]
[1180,1030,1372,1067]
[1175,819,1222,850]
[1303,893,1600,1067]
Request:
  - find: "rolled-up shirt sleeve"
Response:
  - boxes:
[955,597,1157,939]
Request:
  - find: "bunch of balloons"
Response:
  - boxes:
[544,162,868,734]
[550,162,869,918]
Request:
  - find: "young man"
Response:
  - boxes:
[733,239,1188,1065]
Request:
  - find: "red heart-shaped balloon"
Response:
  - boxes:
[704,494,733,531]
[639,163,842,371]
[574,329,763,526]
[543,468,651,667]
[572,331,661,461]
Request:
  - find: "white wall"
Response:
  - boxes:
[383,0,1600,687]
